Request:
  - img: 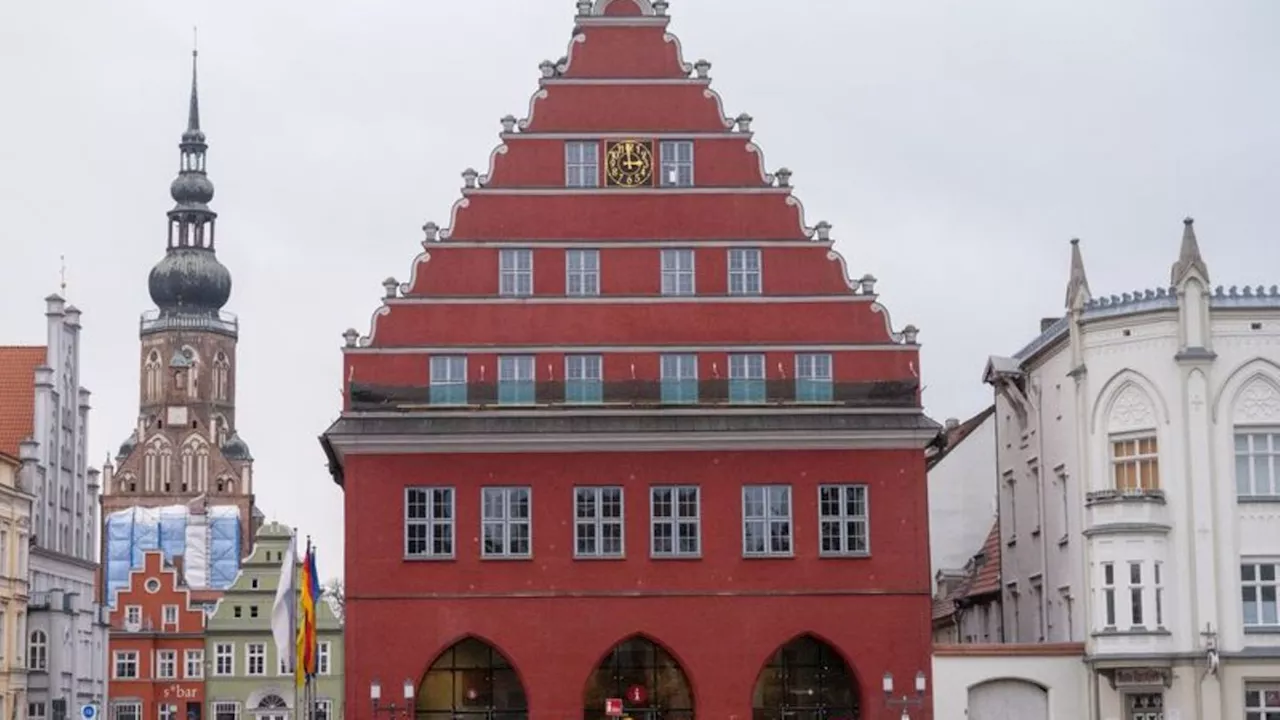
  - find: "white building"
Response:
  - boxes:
[15,294,109,719]
[981,219,1280,719]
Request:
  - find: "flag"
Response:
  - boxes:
[270,533,296,676]
[296,539,321,685]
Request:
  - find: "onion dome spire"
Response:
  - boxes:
[148,44,233,317]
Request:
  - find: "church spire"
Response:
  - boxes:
[1170,216,1210,286]
[186,46,202,140]
[1064,238,1091,310]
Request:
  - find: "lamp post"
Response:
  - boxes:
[370,679,415,720]
[882,671,928,719]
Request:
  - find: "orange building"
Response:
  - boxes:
[108,551,217,720]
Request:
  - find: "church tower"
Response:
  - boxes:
[100,50,260,603]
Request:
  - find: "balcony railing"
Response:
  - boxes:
[349,379,920,412]
[1085,488,1169,534]
[139,309,239,336]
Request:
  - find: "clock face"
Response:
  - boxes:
[605,140,654,187]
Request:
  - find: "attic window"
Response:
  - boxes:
[145,578,161,594]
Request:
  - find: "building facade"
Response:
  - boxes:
[204,523,343,720]
[982,220,1280,718]
[99,51,261,608]
[0,448,34,720]
[0,295,109,720]
[107,551,211,720]
[322,2,938,719]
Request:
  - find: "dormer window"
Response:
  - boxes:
[565,141,600,188]
[659,141,694,187]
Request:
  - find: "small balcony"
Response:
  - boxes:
[1085,488,1170,536]
[139,309,238,337]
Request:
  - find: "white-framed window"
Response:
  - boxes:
[246,642,265,675]
[1245,684,1280,716]
[111,703,141,720]
[1101,562,1116,628]
[158,705,178,720]
[318,641,332,675]
[566,249,600,297]
[28,629,46,670]
[1128,562,1145,627]
[1242,560,1279,628]
[405,487,455,559]
[728,248,761,295]
[743,485,793,556]
[1236,431,1280,497]
[565,141,599,188]
[795,353,833,402]
[574,487,624,558]
[157,649,177,679]
[565,354,603,404]
[660,249,695,296]
[482,487,532,558]
[185,648,204,679]
[659,140,694,187]
[429,356,467,406]
[162,604,178,628]
[498,355,536,405]
[660,353,698,404]
[499,249,533,297]
[728,353,765,404]
[215,642,234,676]
[314,700,334,720]
[1111,435,1160,491]
[113,650,139,679]
[213,702,241,720]
[124,605,142,628]
[28,702,46,720]
[818,484,869,556]
[650,486,700,557]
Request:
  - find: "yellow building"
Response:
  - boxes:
[0,448,34,720]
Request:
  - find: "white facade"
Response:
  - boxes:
[983,220,1280,719]
[927,408,998,579]
[932,646,1088,720]
[16,294,109,718]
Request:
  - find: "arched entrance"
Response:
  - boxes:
[751,635,859,720]
[583,636,694,720]
[417,637,529,719]
[967,679,1048,719]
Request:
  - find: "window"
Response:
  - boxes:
[1245,685,1280,717]
[481,487,532,558]
[429,356,467,405]
[157,650,176,679]
[0,529,7,576]
[158,705,177,720]
[0,609,4,661]
[111,704,141,720]
[318,641,331,675]
[185,649,204,679]
[1032,580,1045,642]
[1126,694,1163,720]
[113,650,139,679]
[728,248,762,295]
[795,353,833,402]
[818,484,869,555]
[29,703,45,720]
[660,249,695,296]
[213,702,240,720]
[1112,436,1160,491]
[124,605,142,627]
[28,629,46,670]
[1056,467,1070,541]
[405,487,455,559]
[215,643,234,676]
[660,353,698,404]
[659,140,694,187]
[729,353,765,403]
[1029,464,1042,533]
[499,249,533,297]
[498,355,535,405]
[1236,431,1280,497]
[1004,470,1018,538]
[1101,562,1117,628]
[1154,562,1165,628]
[574,487,624,558]
[565,354,603,404]
[565,141,599,188]
[233,606,241,618]
[313,700,333,720]
[1242,561,1279,628]
[246,643,265,675]
[743,485,793,556]
[250,606,259,619]
[566,249,600,297]
[650,486,700,557]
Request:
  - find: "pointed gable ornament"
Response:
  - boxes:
[1170,217,1210,286]
[1065,238,1091,310]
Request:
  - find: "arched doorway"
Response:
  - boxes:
[417,637,529,719]
[751,635,859,720]
[583,636,694,720]
[967,678,1048,719]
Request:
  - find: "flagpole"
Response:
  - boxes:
[292,528,301,720]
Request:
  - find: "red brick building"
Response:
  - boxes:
[108,551,215,720]
[321,1,939,719]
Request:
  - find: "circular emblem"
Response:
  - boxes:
[626,684,647,705]
[605,140,654,187]
[81,706,98,720]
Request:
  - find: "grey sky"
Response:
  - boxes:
[3,0,1278,577]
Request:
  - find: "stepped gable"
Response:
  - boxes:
[346,0,921,392]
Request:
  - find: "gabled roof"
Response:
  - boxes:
[965,520,1003,598]
[0,346,46,457]
[925,405,994,471]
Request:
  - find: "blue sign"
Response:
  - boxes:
[81,705,97,720]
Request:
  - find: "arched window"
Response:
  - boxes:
[417,637,528,720]
[583,636,693,720]
[257,696,288,709]
[752,636,859,720]
[144,351,162,401]
[197,445,210,492]
[213,352,231,401]
[29,629,47,670]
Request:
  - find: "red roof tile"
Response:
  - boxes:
[926,405,995,470]
[966,520,1003,597]
[0,346,45,457]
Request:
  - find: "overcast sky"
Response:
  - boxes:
[2,0,1278,577]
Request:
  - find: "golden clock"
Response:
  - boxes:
[605,140,654,187]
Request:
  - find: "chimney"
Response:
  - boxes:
[172,555,187,586]
[944,418,960,431]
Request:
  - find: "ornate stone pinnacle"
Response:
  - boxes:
[775,168,792,187]
[422,221,440,242]
[815,221,832,241]
[654,0,670,15]
[694,59,711,79]
[858,274,877,295]
[501,115,517,133]
[462,168,479,189]
[342,328,359,348]
[736,113,754,133]
[382,277,399,299]
[539,60,556,78]
[577,0,593,16]
[902,325,920,344]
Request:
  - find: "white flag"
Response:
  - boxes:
[271,533,297,672]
